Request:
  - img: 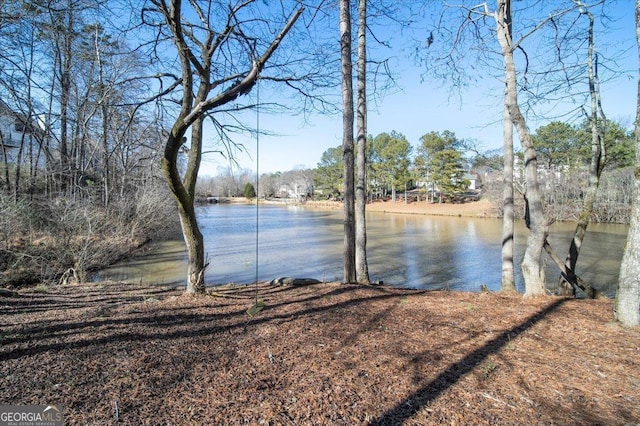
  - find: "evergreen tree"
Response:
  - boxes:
[370,132,412,202]
[415,130,468,202]
[243,182,256,199]
[314,146,343,198]
[532,121,581,169]
[431,149,469,201]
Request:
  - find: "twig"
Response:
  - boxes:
[113,400,119,424]
[480,392,517,409]
[206,291,253,299]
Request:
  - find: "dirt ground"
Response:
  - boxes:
[1,281,639,425]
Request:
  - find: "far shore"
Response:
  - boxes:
[304,197,498,218]
[210,197,499,218]
[205,196,499,218]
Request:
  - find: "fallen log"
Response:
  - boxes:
[269,277,322,286]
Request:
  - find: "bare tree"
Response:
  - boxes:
[616,0,640,326]
[558,2,607,297]
[148,0,303,294]
[340,0,356,283]
[37,0,99,194]
[417,1,631,295]
[494,0,548,295]
[355,0,370,284]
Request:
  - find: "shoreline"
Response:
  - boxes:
[304,197,498,218]
[204,196,499,218]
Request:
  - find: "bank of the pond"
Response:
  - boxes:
[305,198,498,217]
[210,196,498,217]
[1,281,638,425]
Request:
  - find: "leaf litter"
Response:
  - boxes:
[1,281,639,425]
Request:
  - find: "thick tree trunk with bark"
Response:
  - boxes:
[183,116,207,294]
[616,0,640,326]
[500,0,515,292]
[179,201,206,293]
[496,0,548,296]
[162,126,206,294]
[340,0,356,283]
[501,94,516,292]
[355,0,370,284]
[618,192,640,325]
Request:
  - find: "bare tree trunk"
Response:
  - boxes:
[501,85,516,292]
[496,0,548,296]
[13,132,25,200]
[616,0,640,326]
[500,2,515,292]
[162,130,206,294]
[95,27,111,207]
[355,0,370,284]
[184,114,204,201]
[0,133,10,194]
[404,182,407,204]
[340,0,356,283]
[559,7,604,297]
[44,69,57,198]
[180,114,207,293]
[57,0,74,194]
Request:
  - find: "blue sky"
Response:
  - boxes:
[199,1,638,177]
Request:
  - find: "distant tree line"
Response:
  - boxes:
[311,118,635,224]
[196,167,314,200]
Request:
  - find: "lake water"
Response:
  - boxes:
[95,203,629,296]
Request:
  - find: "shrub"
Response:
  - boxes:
[0,181,177,287]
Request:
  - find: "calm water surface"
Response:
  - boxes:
[96,204,628,296]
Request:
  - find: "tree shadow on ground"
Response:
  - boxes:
[3,284,636,424]
[0,283,421,362]
[368,297,568,425]
[0,286,177,316]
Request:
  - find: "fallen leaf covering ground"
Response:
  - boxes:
[1,281,639,425]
